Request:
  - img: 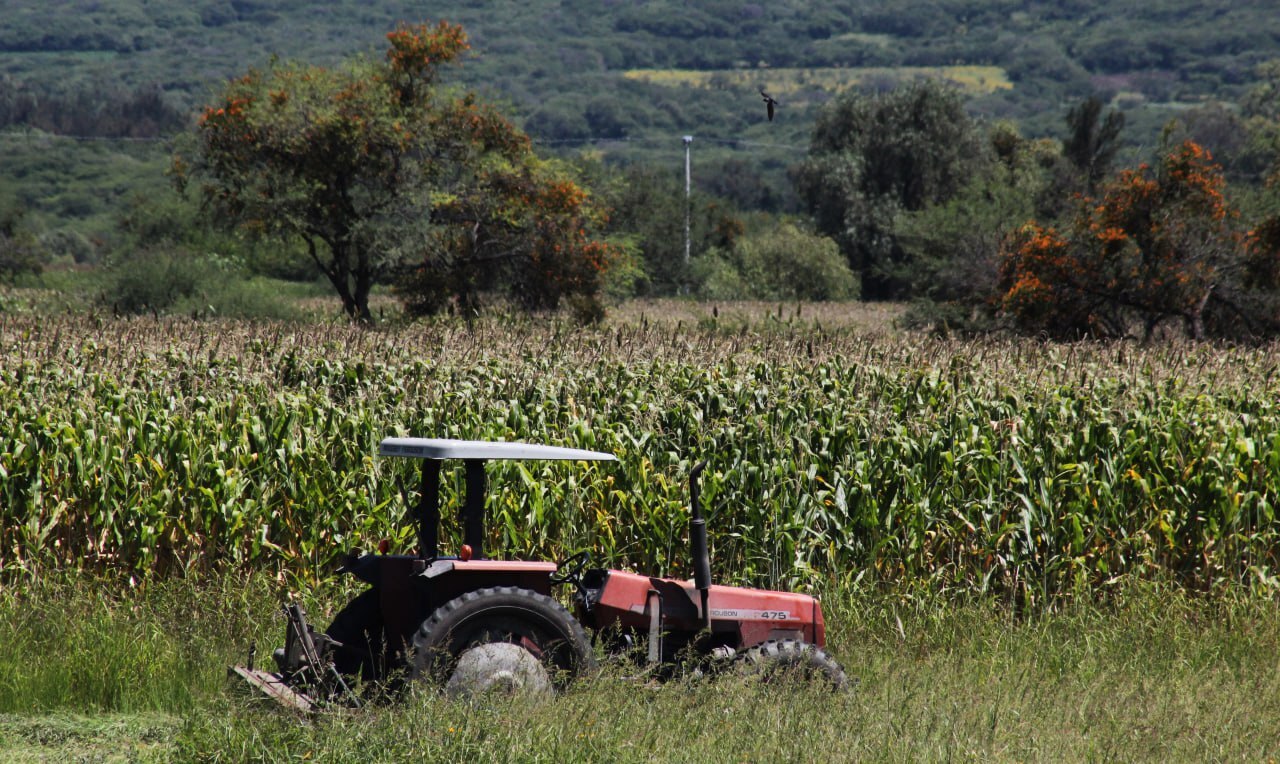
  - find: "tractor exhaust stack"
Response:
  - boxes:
[689,460,712,631]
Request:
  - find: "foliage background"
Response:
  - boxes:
[3,0,1278,242]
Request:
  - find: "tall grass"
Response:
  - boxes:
[0,574,276,714]
[2,313,1279,606]
[4,574,1280,761]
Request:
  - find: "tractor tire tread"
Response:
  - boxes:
[736,638,851,690]
[411,586,595,687]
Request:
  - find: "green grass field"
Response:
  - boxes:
[2,575,1279,762]
[2,300,1279,761]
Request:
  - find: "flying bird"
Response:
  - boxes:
[760,89,778,121]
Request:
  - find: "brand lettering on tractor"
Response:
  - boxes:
[710,609,792,620]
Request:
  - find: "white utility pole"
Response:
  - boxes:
[683,135,693,271]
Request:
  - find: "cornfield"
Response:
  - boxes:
[3,312,1279,605]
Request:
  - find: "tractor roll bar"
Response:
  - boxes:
[379,438,617,462]
[379,438,616,560]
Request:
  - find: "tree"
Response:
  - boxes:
[693,222,856,301]
[1033,95,1126,222]
[1062,95,1125,194]
[1242,60,1280,124]
[0,205,43,285]
[177,21,610,321]
[1237,60,1280,186]
[397,156,615,317]
[998,140,1265,340]
[795,80,987,299]
[587,163,742,296]
[896,123,1057,332]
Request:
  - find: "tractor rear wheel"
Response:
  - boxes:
[411,586,595,698]
[325,588,386,685]
[735,639,850,690]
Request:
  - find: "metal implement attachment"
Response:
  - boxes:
[229,665,316,713]
[283,602,362,708]
[229,601,362,712]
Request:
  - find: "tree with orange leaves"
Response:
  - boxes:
[397,155,616,318]
[175,21,611,321]
[998,139,1258,340]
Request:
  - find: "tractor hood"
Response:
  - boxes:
[587,569,828,649]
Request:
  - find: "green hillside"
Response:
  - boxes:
[1,0,1276,236]
[4,1,1273,133]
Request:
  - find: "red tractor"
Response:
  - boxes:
[232,438,847,710]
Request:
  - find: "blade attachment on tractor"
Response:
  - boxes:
[229,600,362,712]
[228,665,317,713]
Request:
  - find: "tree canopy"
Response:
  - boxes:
[397,154,615,317]
[998,140,1275,339]
[175,21,612,321]
[795,80,987,299]
[1063,96,1126,194]
[0,203,42,285]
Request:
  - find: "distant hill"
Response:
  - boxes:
[1,0,1277,232]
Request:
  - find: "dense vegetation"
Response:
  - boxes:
[5,0,1276,141]
[4,0,1279,261]
[5,311,1279,606]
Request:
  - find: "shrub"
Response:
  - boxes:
[100,248,208,314]
[100,249,302,319]
[694,223,856,300]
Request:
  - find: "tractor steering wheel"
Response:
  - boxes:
[549,551,591,588]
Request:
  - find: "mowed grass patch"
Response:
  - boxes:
[0,713,179,763]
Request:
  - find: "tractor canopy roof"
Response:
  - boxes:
[379,437,616,463]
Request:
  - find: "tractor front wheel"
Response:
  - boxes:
[735,639,851,690]
[411,586,595,698]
